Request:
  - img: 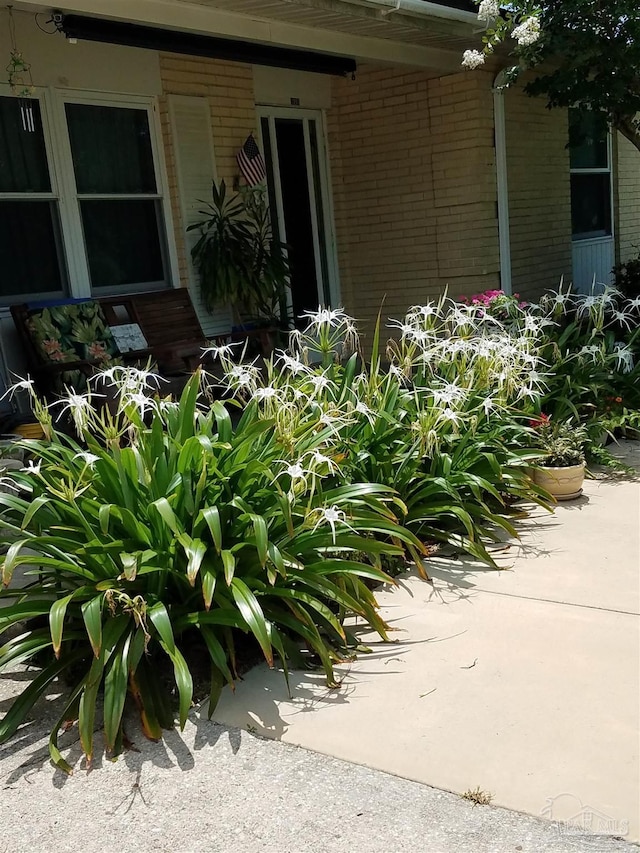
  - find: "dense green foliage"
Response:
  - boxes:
[0,370,421,769]
[1,284,638,770]
[470,0,640,152]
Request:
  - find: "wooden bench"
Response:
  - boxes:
[11,288,229,398]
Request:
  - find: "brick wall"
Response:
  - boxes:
[158,54,256,287]
[615,132,640,265]
[504,84,572,301]
[328,67,500,333]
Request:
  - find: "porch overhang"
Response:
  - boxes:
[60,14,357,76]
[12,0,471,72]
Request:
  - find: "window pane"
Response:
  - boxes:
[0,96,51,193]
[569,109,608,170]
[80,199,165,289]
[0,201,65,299]
[66,103,157,194]
[571,173,612,239]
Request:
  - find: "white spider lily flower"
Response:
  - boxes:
[309,504,356,544]
[411,304,438,319]
[21,459,42,475]
[317,411,347,431]
[438,407,461,426]
[578,344,602,361]
[275,460,312,490]
[1,376,36,400]
[277,352,309,376]
[225,362,261,393]
[201,342,238,361]
[354,400,376,425]
[74,451,100,467]
[121,391,157,418]
[461,49,486,70]
[54,391,100,431]
[607,309,634,331]
[284,462,306,479]
[511,16,540,46]
[482,396,496,416]
[523,315,552,335]
[300,307,349,331]
[627,296,640,311]
[93,366,164,390]
[251,386,280,403]
[388,319,416,338]
[524,368,544,386]
[432,383,466,406]
[305,449,341,474]
[309,374,332,395]
[575,294,598,316]
[612,344,634,373]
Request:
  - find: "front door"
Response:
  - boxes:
[258,108,338,320]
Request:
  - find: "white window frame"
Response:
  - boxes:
[0,85,179,304]
[569,110,615,245]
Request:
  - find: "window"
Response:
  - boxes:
[0,95,67,302]
[569,109,612,241]
[0,90,172,306]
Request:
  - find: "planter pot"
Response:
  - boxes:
[533,463,585,501]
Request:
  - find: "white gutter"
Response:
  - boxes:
[347,0,479,25]
[493,69,512,295]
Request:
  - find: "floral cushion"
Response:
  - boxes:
[25,301,121,393]
[26,301,120,365]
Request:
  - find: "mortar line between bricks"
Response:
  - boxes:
[472,586,640,617]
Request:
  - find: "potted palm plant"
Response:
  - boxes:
[530,414,587,500]
[188,180,291,355]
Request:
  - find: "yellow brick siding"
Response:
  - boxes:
[158,54,256,288]
[328,67,500,334]
[615,132,640,265]
[504,85,572,301]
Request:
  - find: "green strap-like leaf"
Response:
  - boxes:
[221,550,235,586]
[103,632,131,751]
[200,506,222,553]
[250,514,268,567]
[230,578,273,667]
[148,602,193,728]
[49,593,75,659]
[82,595,103,658]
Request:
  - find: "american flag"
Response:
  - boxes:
[236,134,266,186]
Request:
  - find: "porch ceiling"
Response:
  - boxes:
[171,0,477,53]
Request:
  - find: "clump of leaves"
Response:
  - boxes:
[0,368,423,770]
[613,251,640,301]
[461,786,493,806]
[529,414,586,468]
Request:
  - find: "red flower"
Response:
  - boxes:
[529,413,550,429]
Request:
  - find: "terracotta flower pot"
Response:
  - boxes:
[533,462,585,500]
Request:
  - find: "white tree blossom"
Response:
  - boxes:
[462,49,486,70]
[477,0,500,22]
[511,16,541,46]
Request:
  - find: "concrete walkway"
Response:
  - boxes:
[213,442,640,845]
[0,446,637,852]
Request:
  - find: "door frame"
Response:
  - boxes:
[257,105,341,310]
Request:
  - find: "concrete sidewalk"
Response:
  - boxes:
[0,673,635,853]
[213,443,640,844]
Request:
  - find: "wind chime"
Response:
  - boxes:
[6,5,36,132]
